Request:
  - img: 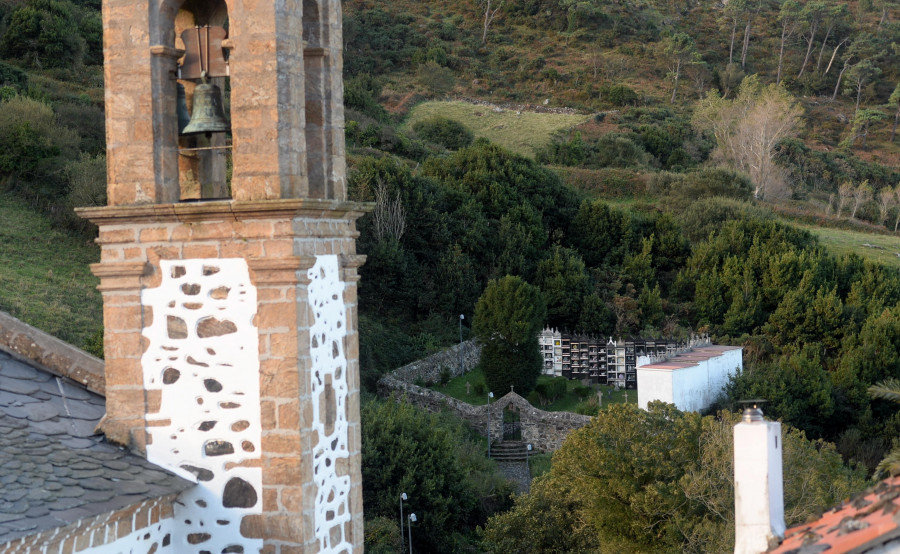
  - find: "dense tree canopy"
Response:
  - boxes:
[361,400,513,553]
[482,403,867,554]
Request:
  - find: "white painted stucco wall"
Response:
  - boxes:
[637,348,742,412]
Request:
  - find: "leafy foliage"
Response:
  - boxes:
[411,115,474,150]
[482,403,866,554]
[474,275,546,395]
[361,399,514,552]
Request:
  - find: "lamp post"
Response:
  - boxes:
[526,443,533,474]
[487,391,494,458]
[459,314,464,375]
[408,513,417,554]
[399,492,407,552]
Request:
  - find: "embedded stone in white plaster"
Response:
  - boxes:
[308,255,352,552]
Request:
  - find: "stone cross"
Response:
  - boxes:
[466,382,471,395]
[511,385,514,393]
[624,391,628,403]
[597,389,603,408]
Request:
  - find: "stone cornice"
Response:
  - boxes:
[76,199,374,226]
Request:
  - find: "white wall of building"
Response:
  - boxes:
[637,348,742,412]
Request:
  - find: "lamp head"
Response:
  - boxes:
[409,513,417,522]
[400,492,407,501]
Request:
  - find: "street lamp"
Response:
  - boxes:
[459,314,464,375]
[399,492,408,552]
[526,443,533,474]
[487,391,494,458]
[408,513,417,554]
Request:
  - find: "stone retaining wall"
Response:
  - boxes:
[390,339,481,385]
[378,373,591,453]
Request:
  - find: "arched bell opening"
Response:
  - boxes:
[175,0,232,201]
[148,0,232,204]
[303,0,338,200]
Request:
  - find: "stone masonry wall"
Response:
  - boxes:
[390,340,481,385]
[378,370,591,453]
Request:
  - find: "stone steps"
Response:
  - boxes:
[489,441,530,461]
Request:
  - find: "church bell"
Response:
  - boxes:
[181,76,230,136]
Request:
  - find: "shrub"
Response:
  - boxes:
[0,95,79,206]
[416,61,455,95]
[411,116,473,150]
[344,74,390,122]
[599,84,639,106]
[0,61,28,90]
[364,517,400,554]
[573,384,592,401]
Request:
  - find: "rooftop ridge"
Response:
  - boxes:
[0,310,105,396]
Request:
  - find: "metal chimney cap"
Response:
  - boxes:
[737,399,767,422]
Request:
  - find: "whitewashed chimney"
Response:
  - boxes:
[734,403,785,554]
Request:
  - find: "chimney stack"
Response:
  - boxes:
[734,402,785,554]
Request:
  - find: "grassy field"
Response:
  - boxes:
[0,192,102,350]
[403,101,592,157]
[789,221,900,270]
[432,367,635,412]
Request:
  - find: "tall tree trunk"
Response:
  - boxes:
[815,25,833,73]
[855,82,863,114]
[728,20,737,64]
[824,38,848,74]
[671,60,681,103]
[777,24,787,84]
[891,108,899,142]
[797,25,818,78]
[740,19,752,69]
[831,58,851,101]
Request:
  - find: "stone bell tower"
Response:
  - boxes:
[77,0,367,549]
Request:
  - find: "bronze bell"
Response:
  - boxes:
[182,76,230,136]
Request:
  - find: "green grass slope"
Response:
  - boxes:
[404,101,591,157]
[0,192,101,350]
[794,221,900,270]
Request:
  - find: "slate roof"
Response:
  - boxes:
[0,347,192,543]
[770,474,900,554]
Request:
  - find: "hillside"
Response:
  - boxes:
[4,0,900,551]
[0,191,101,352]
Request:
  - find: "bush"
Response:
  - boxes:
[411,116,473,150]
[344,74,390,123]
[0,0,97,69]
[573,384,592,401]
[599,84,639,106]
[0,61,28,91]
[416,61,455,95]
[537,131,653,169]
[0,95,79,206]
[364,517,400,554]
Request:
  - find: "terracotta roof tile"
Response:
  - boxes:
[770,475,900,553]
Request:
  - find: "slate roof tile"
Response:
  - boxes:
[0,347,193,543]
